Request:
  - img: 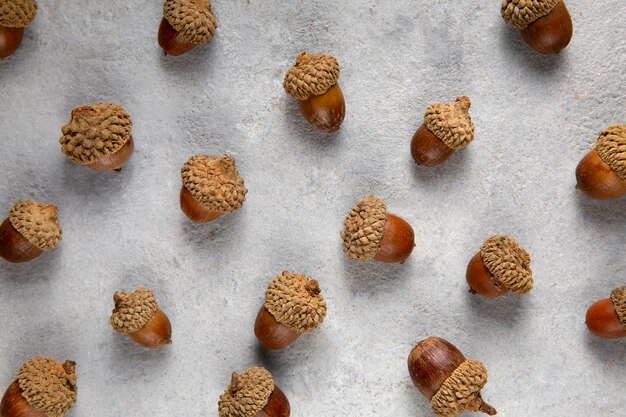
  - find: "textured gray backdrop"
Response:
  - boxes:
[0,1,625,416]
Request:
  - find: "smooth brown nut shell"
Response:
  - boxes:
[158,17,196,56]
[128,308,172,349]
[255,385,290,417]
[254,305,300,350]
[180,186,223,223]
[298,83,345,132]
[0,26,24,60]
[373,213,415,263]
[576,149,626,200]
[87,135,134,172]
[521,1,573,55]
[0,381,47,417]
[411,123,455,167]
[466,252,509,298]
[0,218,43,263]
[586,298,626,339]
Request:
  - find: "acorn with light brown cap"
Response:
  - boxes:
[283,52,345,132]
[180,154,247,223]
[0,357,77,417]
[0,200,62,263]
[466,235,534,298]
[586,287,626,339]
[255,271,326,350]
[110,288,172,349]
[576,125,626,200]
[0,0,37,60]
[408,337,496,417]
[59,102,134,172]
[219,367,290,417]
[341,195,415,263]
[158,0,217,56]
[501,0,573,54]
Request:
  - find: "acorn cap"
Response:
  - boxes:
[423,96,475,151]
[480,235,533,294]
[595,124,626,184]
[264,271,327,334]
[163,0,217,45]
[16,358,77,417]
[430,360,489,417]
[341,195,387,261]
[283,52,340,101]
[181,154,247,213]
[218,367,275,417]
[9,200,62,251]
[110,288,158,334]
[0,0,37,28]
[610,287,626,330]
[501,0,560,30]
[59,102,132,165]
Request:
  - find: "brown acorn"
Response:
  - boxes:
[586,287,626,339]
[219,367,290,417]
[466,235,534,298]
[59,102,134,172]
[158,0,217,56]
[283,52,345,132]
[501,0,573,55]
[411,96,475,167]
[0,358,77,417]
[576,125,626,200]
[110,288,172,349]
[0,0,36,60]
[0,200,62,263]
[254,272,327,350]
[341,195,415,263]
[180,154,247,223]
[408,337,496,417]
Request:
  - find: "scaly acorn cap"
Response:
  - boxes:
[501,0,560,30]
[610,287,626,330]
[0,0,37,28]
[480,235,533,294]
[163,0,217,45]
[181,154,247,213]
[218,367,275,417]
[110,288,158,334]
[283,52,340,101]
[423,96,475,151]
[341,195,387,261]
[430,360,489,417]
[595,124,626,184]
[59,102,132,165]
[8,200,62,251]
[264,271,327,334]
[15,358,77,417]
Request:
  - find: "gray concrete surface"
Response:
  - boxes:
[1,1,625,416]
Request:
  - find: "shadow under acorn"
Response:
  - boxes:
[157,39,219,78]
[341,253,414,295]
[584,330,626,361]
[282,97,344,150]
[464,289,530,329]
[498,24,566,75]
[179,208,247,253]
[0,243,63,282]
[407,147,471,188]
[574,191,626,232]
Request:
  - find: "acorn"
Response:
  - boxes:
[408,337,496,417]
[0,0,36,60]
[576,125,626,200]
[341,195,415,263]
[59,102,134,172]
[0,357,77,417]
[466,235,533,298]
[586,287,626,339]
[0,200,62,263]
[501,0,573,55]
[219,367,290,417]
[110,288,172,349]
[180,154,247,223]
[254,272,327,350]
[158,0,217,56]
[411,96,475,167]
[283,52,345,132]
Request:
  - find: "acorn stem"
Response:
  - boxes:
[478,398,497,415]
[305,279,321,295]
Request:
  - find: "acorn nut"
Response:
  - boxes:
[219,367,290,417]
[586,287,626,339]
[0,0,37,60]
[158,0,217,56]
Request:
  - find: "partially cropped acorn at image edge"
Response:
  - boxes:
[0,199,62,263]
[158,0,217,56]
[341,195,415,263]
[0,357,77,417]
[283,52,345,132]
[0,0,37,60]
[501,0,573,55]
[180,154,247,223]
[254,271,327,350]
[219,367,290,417]
[466,235,534,298]
[408,337,496,417]
[110,288,172,349]
[576,125,626,200]
[586,287,626,339]
[59,102,134,172]
[411,96,475,167]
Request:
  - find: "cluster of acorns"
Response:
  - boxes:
[0,0,624,417]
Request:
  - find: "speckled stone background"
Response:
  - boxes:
[0,1,625,416]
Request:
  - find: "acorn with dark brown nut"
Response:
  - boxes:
[158,0,217,56]
[219,367,290,417]
[586,287,626,339]
[0,0,37,60]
